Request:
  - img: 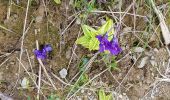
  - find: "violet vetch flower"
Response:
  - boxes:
[34,44,52,60]
[43,44,52,52]
[109,37,122,55]
[96,34,122,55]
[96,34,110,52]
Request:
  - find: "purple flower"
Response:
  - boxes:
[96,34,122,55]
[96,34,110,52]
[34,44,52,59]
[44,44,52,52]
[109,37,122,55]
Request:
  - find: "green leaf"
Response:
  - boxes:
[106,94,113,100]
[97,19,114,41]
[79,74,88,85]
[82,25,97,37]
[89,37,99,50]
[99,88,113,100]
[79,57,89,72]
[54,0,61,4]
[47,93,60,100]
[111,62,117,69]
[27,96,31,100]
[76,36,91,48]
[76,18,114,51]
[99,89,106,100]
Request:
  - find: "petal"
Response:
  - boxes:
[109,38,122,55]
[34,49,39,55]
[110,47,122,55]
[34,49,47,59]
[109,49,117,55]
[104,33,108,39]
[44,44,52,52]
[104,40,111,49]
[112,37,118,44]
[37,53,47,59]
[99,43,105,52]
[96,35,103,42]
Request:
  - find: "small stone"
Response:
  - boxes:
[0,93,13,100]
[118,94,123,99]
[76,18,81,25]
[134,47,144,53]
[153,48,159,52]
[150,60,157,66]
[151,56,155,60]
[59,68,67,79]
[138,56,149,68]
[21,77,29,89]
[35,16,43,23]
[123,93,126,95]
[81,89,84,93]
[88,92,91,96]
[10,61,15,65]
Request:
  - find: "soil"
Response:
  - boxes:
[0,0,170,100]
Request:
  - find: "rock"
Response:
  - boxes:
[134,47,144,53]
[81,89,84,93]
[76,18,81,25]
[21,77,29,89]
[138,56,149,68]
[35,16,43,23]
[59,68,67,79]
[150,60,157,66]
[0,93,13,100]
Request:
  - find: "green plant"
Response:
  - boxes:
[77,57,89,85]
[103,54,119,70]
[76,18,114,50]
[68,57,89,94]
[99,89,113,100]
[47,93,60,100]
[72,0,96,11]
[54,0,61,4]
[27,96,31,100]
[71,0,96,23]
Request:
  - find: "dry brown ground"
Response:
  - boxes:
[0,0,170,100]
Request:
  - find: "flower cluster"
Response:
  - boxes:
[96,34,122,55]
[34,44,52,59]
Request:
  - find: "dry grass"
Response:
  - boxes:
[0,0,170,100]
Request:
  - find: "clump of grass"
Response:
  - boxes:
[47,93,60,100]
[68,57,89,94]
